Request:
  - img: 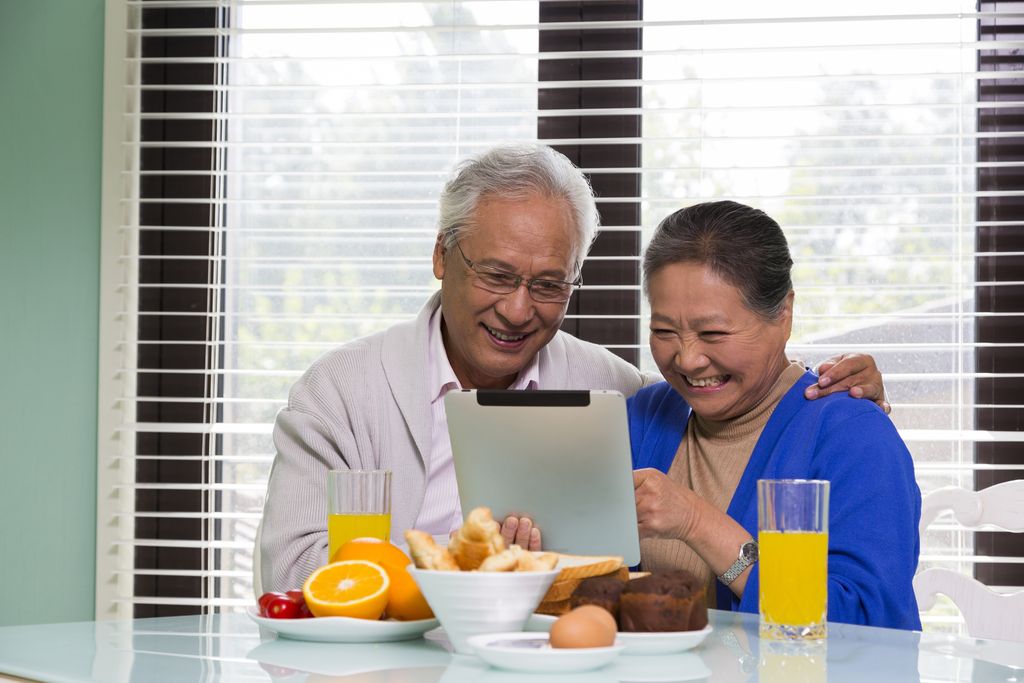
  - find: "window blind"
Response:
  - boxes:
[97,0,1024,634]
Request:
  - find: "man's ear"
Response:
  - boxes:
[432,235,447,281]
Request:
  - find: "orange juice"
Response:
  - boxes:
[328,512,391,561]
[759,530,828,635]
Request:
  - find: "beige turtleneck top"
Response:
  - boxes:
[639,361,806,605]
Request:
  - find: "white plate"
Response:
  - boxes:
[246,605,439,643]
[466,632,624,674]
[616,624,713,655]
[524,614,557,630]
[525,613,557,632]
[527,615,711,655]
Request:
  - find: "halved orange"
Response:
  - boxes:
[302,560,390,620]
[334,537,434,621]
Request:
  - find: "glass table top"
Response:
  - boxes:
[0,609,1021,683]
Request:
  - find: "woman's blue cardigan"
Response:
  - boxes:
[627,371,922,631]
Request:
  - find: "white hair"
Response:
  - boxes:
[435,142,600,274]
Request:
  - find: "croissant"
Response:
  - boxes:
[448,507,504,571]
[405,529,459,571]
[478,548,518,572]
[511,544,558,572]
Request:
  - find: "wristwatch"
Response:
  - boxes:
[718,539,758,585]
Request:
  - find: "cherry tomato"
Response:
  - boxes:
[264,595,302,619]
[257,592,287,616]
[298,603,313,619]
[286,590,306,607]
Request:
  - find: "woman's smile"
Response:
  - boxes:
[684,374,730,389]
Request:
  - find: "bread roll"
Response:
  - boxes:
[405,529,459,571]
[448,507,504,570]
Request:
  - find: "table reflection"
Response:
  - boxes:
[8,610,1017,683]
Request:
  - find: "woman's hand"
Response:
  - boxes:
[633,468,700,541]
[634,468,757,597]
[804,352,890,414]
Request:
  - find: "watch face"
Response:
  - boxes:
[741,541,759,563]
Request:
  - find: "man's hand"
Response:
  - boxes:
[804,352,890,414]
[500,516,542,551]
[448,515,542,550]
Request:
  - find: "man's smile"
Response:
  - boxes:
[485,324,528,343]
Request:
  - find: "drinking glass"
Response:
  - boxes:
[327,469,392,561]
[758,479,830,639]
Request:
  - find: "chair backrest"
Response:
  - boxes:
[914,479,1024,643]
[919,480,1024,537]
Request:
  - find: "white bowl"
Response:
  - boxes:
[407,567,560,654]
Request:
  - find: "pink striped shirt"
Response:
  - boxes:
[414,306,539,535]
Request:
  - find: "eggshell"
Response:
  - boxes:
[549,606,617,648]
[572,604,618,634]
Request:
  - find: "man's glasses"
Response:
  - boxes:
[453,242,581,304]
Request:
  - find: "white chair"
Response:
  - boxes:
[914,480,1024,643]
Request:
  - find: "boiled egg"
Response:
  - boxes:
[549,605,617,648]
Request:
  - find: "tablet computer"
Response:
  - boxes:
[445,389,640,566]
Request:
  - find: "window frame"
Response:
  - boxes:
[96,0,1024,623]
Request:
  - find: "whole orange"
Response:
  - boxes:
[333,537,435,621]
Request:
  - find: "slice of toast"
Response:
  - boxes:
[549,553,624,582]
[542,579,583,603]
[541,566,630,602]
[534,598,572,616]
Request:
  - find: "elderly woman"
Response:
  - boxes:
[630,201,921,630]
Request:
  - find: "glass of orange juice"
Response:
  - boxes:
[757,479,830,640]
[327,469,392,562]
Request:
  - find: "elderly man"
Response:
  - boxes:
[260,142,886,592]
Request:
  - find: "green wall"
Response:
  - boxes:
[0,1,104,626]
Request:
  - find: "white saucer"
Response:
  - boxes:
[466,632,625,673]
[617,624,713,655]
[246,605,439,643]
[527,615,712,655]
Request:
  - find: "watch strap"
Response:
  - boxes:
[718,539,758,586]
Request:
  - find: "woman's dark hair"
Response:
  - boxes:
[642,200,794,321]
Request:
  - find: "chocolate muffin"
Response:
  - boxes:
[618,570,708,632]
[569,577,628,619]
